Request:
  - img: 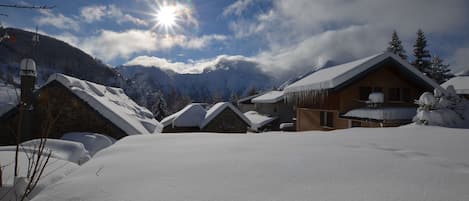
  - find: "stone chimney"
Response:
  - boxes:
[19,58,37,141]
[20,58,37,109]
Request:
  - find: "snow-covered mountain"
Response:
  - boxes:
[0,27,278,115]
[0,28,123,87]
[117,59,277,106]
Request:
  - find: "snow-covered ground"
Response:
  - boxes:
[0,151,78,200]
[29,126,469,201]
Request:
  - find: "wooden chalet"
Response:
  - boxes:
[0,72,161,145]
[283,52,442,131]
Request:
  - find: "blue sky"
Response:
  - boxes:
[3,0,469,76]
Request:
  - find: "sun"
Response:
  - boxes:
[156,5,177,28]
[148,1,195,35]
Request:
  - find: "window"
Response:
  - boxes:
[359,87,372,100]
[402,88,411,102]
[320,111,334,127]
[351,121,361,127]
[373,87,383,93]
[388,88,401,101]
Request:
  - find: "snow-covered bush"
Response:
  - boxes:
[413,86,468,127]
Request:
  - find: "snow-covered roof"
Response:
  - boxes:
[237,93,262,104]
[441,76,469,95]
[46,73,161,135]
[0,83,19,116]
[160,103,206,128]
[284,52,442,96]
[342,107,417,121]
[200,102,251,129]
[244,111,277,131]
[251,91,284,103]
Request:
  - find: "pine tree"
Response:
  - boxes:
[229,91,239,105]
[152,93,169,120]
[386,30,407,60]
[212,90,224,103]
[246,86,258,96]
[428,55,453,84]
[412,29,431,73]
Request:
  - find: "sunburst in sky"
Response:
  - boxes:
[150,1,195,35]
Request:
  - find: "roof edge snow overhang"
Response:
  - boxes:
[284,53,443,102]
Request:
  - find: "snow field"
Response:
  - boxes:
[30,126,469,201]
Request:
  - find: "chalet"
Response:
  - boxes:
[161,102,250,133]
[441,76,469,99]
[284,52,442,131]
[250,90,294,131]
[159,103,206,133]
[0,60,161,145]
[200,102,251,133]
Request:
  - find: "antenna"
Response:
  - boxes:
[32,26,39,45]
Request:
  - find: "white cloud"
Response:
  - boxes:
[125,55,255,74]
[60,29,227,61]
[223,0,469,78]
[51,32,80,47]
[107,5,148,26]
[79,5,148,26]
[36,10,80,31]
[80,5,107,23]
[223,0,255,16]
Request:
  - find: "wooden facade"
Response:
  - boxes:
[0,81,127,145]
[295,59,431,131]
[201,107,249,133]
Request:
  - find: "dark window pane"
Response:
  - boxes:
[402,88,411,102]
[351,121,361,127]
[388,88,401,101]
[359,87,372,100]
[373,87,383,92]
[320,111,325,126]
[326,112,334,127]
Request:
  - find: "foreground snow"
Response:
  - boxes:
[32,126,469,201]
[0,151,78,200]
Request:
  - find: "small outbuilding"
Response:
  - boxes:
[159,103,207,133]
[161,102,250,133]
[200,102,251,133]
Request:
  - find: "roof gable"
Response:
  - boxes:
[200,102,251,129]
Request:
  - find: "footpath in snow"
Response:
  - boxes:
[30,126,469,201]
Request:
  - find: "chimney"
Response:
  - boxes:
[20,58,37,109]
[19,58,37,141]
